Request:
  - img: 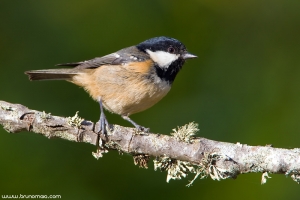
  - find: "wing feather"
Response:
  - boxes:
[56,46,148,69]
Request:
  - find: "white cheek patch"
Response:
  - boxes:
[146,49,179,69]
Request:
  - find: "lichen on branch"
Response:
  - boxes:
[1,100,300,186]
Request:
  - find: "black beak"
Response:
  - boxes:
[182,52,197,60]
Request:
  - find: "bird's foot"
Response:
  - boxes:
[95,111,113,151]
[135,125,150,133]
[121,115,150,134]
[134,125,150,135]
[97,111,111,135]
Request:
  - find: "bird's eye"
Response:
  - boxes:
[168,47,175,53]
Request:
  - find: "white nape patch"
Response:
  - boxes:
[114,53,120,58]
[146,49,179,69]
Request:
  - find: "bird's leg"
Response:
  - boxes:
[97,97,110,135]
[93,97,112,156]
[121,115,149,132]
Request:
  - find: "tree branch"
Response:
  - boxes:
[1,100,300,185]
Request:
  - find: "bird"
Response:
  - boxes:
[25,36,197,134]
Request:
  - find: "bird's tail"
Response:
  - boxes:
[25,68,81,81]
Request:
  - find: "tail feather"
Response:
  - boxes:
[25,69,80,81]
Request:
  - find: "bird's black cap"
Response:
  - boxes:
[137,36,187,55]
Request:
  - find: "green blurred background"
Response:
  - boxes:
[1,0,300,199]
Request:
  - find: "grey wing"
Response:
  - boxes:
[56,53,127,69]
[56,46,146,69]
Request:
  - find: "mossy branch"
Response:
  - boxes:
[1,100,300,186]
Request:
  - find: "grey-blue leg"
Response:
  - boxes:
[121,115,149,132]
[97,97,110,134]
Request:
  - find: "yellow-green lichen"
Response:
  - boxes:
[40,111,51,120]
[171,122,199,143]
[67,111,84,128]
[261,172,272,184]
[133,154,150,169]
[188,152,236,186]
[154,155,195,183]
[92,148,108,160]
[286,169,300,184]
[105,141,122,153]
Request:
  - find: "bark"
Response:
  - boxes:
[1,100,300,185]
